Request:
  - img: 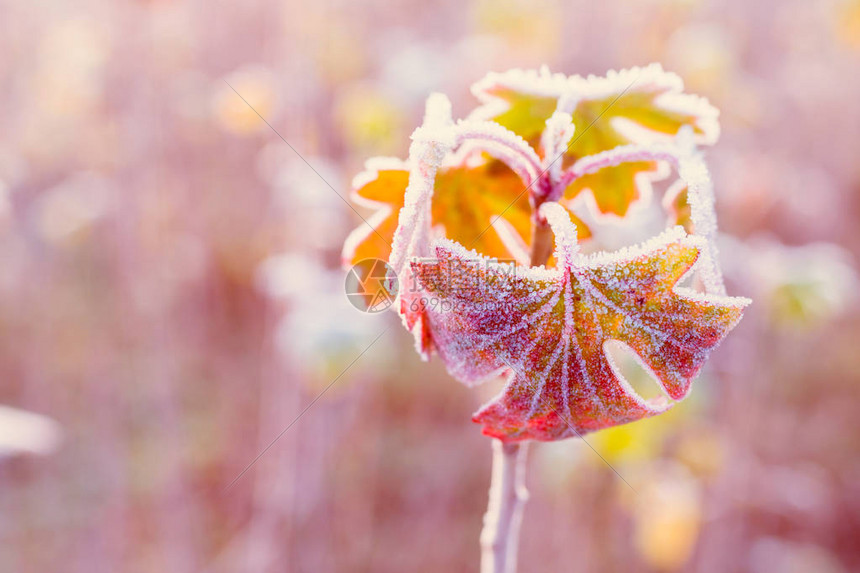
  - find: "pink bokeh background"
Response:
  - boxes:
[1,0,859,571]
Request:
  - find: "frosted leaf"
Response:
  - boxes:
[342,94,455,277]
[343,66,720,276]
[469,67,571,126]
[469,63,720,217]
[408,202,749,442]
[560,143,681,186]
[385,108,587,356]
[471,63,719,144]
[567,65,720,144]
[559,134,726,294]
[342,98,552,277]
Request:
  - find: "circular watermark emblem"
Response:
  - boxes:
[345,258,399,313]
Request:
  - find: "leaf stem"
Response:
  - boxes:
[480,440,530,573]
[479,215,553,572]
[529,220,554,267]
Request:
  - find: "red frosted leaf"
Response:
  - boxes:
[408,202,749,442]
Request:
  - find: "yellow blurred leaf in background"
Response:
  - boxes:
[212,66,277,135]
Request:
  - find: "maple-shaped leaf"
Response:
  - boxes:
[470,64,719,216]
[342,154,538,270]
[344,93,596,269]
[408,202,749,442]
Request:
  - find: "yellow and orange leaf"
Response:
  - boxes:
[470,64,719,216]
[342,153,590,270]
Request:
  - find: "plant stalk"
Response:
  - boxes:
[479,215,552,573]
[529,218,554,267]
[480,440,530,573]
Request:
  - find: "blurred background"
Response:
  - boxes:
[1,0,860,571]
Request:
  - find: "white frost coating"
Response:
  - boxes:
[389,95,455,275]
[573,160,672,229]
[567,63,681,100]
[453,119,542,184]
[424,92,454,129]
[467,64,723,246]
[539,202,579,267]
[430,208,747,310]
[386,94,458,357]
[662,178,689,215]
[389,94,537,279]
[674,140,724,295]
[540,112,576,196]
[468,66,571,122]
[653,91,720,144]
[521,203,746,309]
[349,156,410,207]
[555,89,581,115]
[411,125,457,165]
[574,226,748,307]
[566,64,720,144]
[559,143,682,188]
[469,63,720,146]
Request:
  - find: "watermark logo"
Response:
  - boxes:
[345,256,521,314]
[345,258,399,313]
